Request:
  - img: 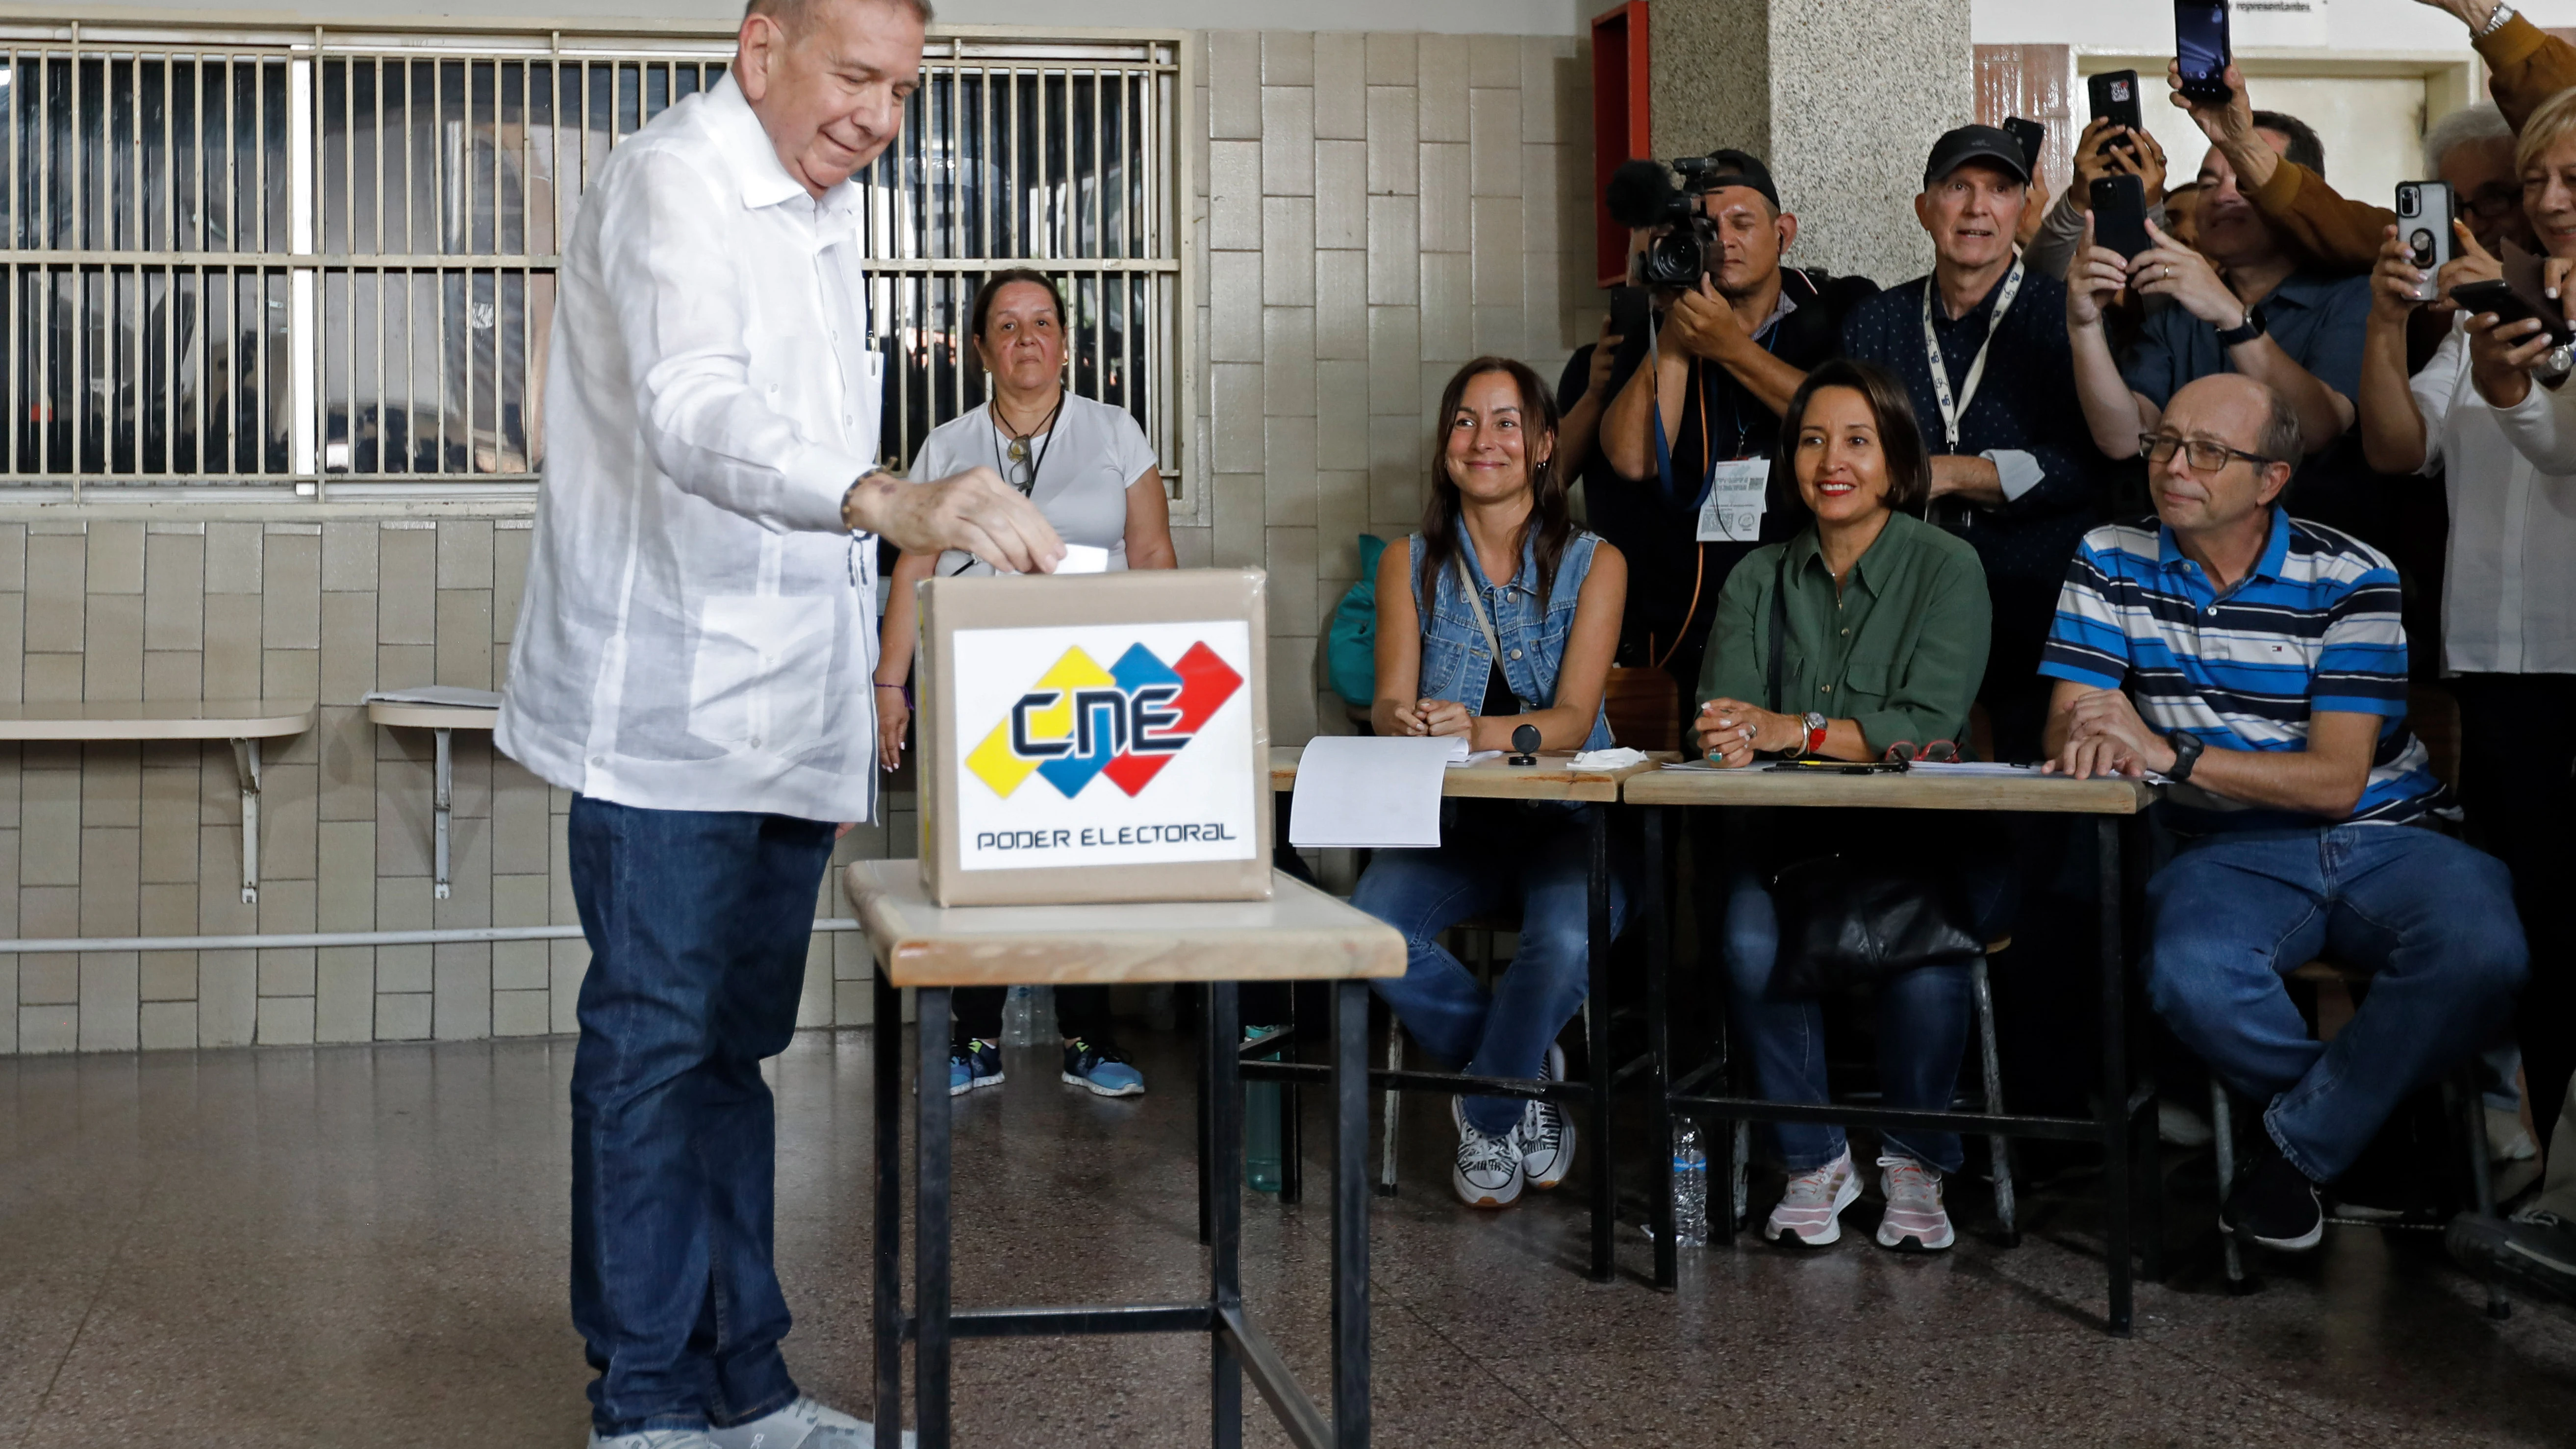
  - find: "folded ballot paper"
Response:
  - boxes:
[1289,736,1476,849]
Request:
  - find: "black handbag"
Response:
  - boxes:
[1758,550,1983,1000]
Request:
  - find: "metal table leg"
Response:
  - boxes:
[433,726,455,900]
[872,968,906,1443]
[1332,979,1372,1449]
[1584,801,1615,1283]
[1643,807,1677,1289]
[1208,980,1244,1448]
[916,987,955,1447]
[228,737,262,904]
[2098,817,2134,1337]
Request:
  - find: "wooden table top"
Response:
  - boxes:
[842,859,1406,988]
[1268,744,1670,804]
[1620,763,2158,815]
[0,700,316,740]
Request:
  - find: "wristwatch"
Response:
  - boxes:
[1798,712,1830,757]
[2164,727,2205,783]
[2477,4,2518,40]
[2215,305,2268,348]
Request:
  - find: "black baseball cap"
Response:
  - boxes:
[1697,149,1780,210]
[1922,125,2031,187]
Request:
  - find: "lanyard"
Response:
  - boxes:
[950,396,1066,577]
[1451,553,1519,712]
[1650,315,1782,507]
[1919,259,2023,453]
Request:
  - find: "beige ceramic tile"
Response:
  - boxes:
[376,643,435,694]
[1317,472,1372,581]
[138,999,196,1050]
[24,533,84,654]
[85,521,144,594]
[204,522,261,593]
[76,826,140,933]
[19,766,76,888]
[435,591,494,688]
[0,523,26,592]
[377,526,436,645]
[1263,416,1317,527]
[1523,35,1575,143]
[432,944,492,1040]
[261,648,320,716]
[1314,34,1365,140]
[1261,198,1316,305]
[316,819,376,932]
[1369,414,1427,529]
[1209,363,1263,474]
[1261,88,1314,196]
[1364,88,1418,196]
[319,591,377,707]
[1416,35,1468,143]
[321,519,378,590]
[1316,361,1369,471]
[1209,138,1263,253]
[23,654,80,705]
[1470,88,1524,196]
[1260,29,1313,85]
[17,1003,74,1052]
[436,519,495,590]
[140,947,197,1003]
[1212,474,1262,569]
[1364,32,1414,86]
[140,759,202,883]
[79,742,140,829]
[1209,249,1262,363]
[1314,249,1367,360]
[197,948,254,1046]
[259,532,321,650]
[142,531,205,653]
[493,527,530,644]
[1473,198,1527,305]
[1418,143,1470,252]
[194,827,255,938]
[1315,140,1366,251]
[77,955,140,1051]
[375,991,431,1039]
[256,994,315,1045]
[1265,527,1319,638]
[1420,254,1472,362]
[82,594,143,702]
[1366,305,1423,418]
[1265,634,1319,743]
[493,988,552,1037]
[202,594,262,701]
[1262,306,1315,416]
[1207,31,1260,139]
[1365,197,1419,305]
[314,946,374,1042]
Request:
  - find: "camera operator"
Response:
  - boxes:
[1588,151,1878,700]
[1841,126,2101,761]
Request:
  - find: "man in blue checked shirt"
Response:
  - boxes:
[2040,373,2526,1255]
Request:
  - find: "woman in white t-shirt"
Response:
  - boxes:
[874,268,1175,1098]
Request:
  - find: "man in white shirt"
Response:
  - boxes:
[498,2,1060,1445]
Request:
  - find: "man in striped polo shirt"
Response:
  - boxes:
[2040,373,2526,1253]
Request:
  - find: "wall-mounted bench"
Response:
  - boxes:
[364,687,503,900]
[0,700,318,904]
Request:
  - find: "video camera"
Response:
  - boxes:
[1605,154,1727,289]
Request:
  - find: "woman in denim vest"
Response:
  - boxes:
[1349,356,1632,1210]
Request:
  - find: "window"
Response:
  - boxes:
[3,19,1189,505]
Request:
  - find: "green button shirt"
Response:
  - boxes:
[1695,510,1993,756]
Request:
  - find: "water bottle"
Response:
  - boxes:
[1245,1033,1285,1194]
[1670,1119,1709,1246]
[1030,985,1058,1044]
[1001,986,1036,1047]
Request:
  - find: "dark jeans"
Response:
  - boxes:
[2453,672,2576,1151]
[2145,823,2527,1182]
[954,984,1116,1047]
[566,796,837,1435]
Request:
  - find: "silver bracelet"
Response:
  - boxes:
[2476,3,2516,38]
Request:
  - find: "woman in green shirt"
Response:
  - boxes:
[1693,358,2006,1255]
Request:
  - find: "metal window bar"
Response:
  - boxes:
[0,25,1183,502]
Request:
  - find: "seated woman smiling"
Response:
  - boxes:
[1694,358,2005,1253]
[1349,356,1633,1211]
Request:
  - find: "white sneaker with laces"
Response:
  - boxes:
[1451,1106,1525,1208]
[708,1396,915,1449]
[1764,1147,1860,1247]
[589,1433,717,1449]
[1875,1154,1956,1252]
[1512,1042,1576,1190]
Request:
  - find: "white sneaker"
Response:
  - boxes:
[709,1396,914,1449]
[1511,1042,1576,1190]
[1452,1109,1525,1208]
[590,1433,716,1449]
[1875,1155,1957,1252]
[1764,1148,1860,1247]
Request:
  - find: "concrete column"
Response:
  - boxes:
[1650,0,1974,288]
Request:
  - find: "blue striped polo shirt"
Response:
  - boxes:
[2039,510,2442,832]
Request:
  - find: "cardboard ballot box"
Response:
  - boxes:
[913,568,1272,907]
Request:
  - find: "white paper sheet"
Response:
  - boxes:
[1055,544,1111,574]
[1571,747,1648,770]
[1288,736,1466,848]
[1904,761,2043,778]
[363,685,505,710]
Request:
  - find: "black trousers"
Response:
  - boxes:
[2451,672,2576,1148]
[953,985,1118,1048]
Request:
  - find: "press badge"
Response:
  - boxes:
[1695,458,1769,543]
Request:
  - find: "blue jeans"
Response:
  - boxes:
[1350,804,1632,1136]
[2147,824,2528,1183]
[1720,869,1973,1174]
[566,796,837,1435]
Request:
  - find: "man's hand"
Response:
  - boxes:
[2066,215,2131,329]
[842,466,1065,574]
[2017,168,2054,252]
[1585,314,1626,398]
[2072,119,2169,210]
[2045,686,2174,780]
[1663,275,1751,363]
[2438,218,2504,300]
[2131,220,2244,329]
[1696,696,1798,768]
[2415,0,2505,31]
[2166,60,2270,190]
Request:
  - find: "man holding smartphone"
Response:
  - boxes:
[1590,151,1878,700]
[2024,118,2170,284]
[1840,126,2102,762]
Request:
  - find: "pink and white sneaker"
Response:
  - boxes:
[1765,1147,1861,1247]
[1875,1154,1956,1252]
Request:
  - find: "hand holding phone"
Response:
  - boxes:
[2003,117,2046,173]
[2174,1,2233,106]
[2396,182,2455,305]
[2089,69,2145,143]
[2090,175,2153,259]
[2449,280,2573,346]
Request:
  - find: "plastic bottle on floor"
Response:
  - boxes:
[1246,1034,1284,1194]
[1001,986,1036,1047]
[1671,1120,1708,1246]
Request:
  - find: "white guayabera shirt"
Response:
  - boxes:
[501,73,886,825]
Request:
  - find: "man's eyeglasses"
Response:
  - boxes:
[2140,432,2274,474]
[2465,187,2521,220]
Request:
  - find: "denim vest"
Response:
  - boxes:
[1409,523,1615,750]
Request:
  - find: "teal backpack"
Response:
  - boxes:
[1326,534,1389,709]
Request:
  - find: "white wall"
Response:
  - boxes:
[1970,0,2576,51]
[63,0,1581,34]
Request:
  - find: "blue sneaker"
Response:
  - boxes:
[949,1038,1004,1096]
[1061,1038,1145,1097]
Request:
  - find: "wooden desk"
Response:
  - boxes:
[366,691,503,899]
[1619,763,2162,1334]
[0,700,316,903]
[843,860,1402,1449]
[1266,743,1668,1283]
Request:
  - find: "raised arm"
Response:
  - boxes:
[2360,226,2435,475]
[2426,0,2576,130]
[1122,465,1177,571]
[2133,220,2355,452]
[2065,216,2157,457]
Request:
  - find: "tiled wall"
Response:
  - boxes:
[1171,30,1595,743]
[1,26,1594,1056]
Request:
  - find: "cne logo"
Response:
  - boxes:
[965,641,1243,800]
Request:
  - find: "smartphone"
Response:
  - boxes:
[2091,174,2153,259]
[2003,117,2046,173]
[2089,69,2144,149]
[2397,181,2455,304]
[2450,279,2575,346]
[1607,285,1650,348]
[2175,1,2233,106]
